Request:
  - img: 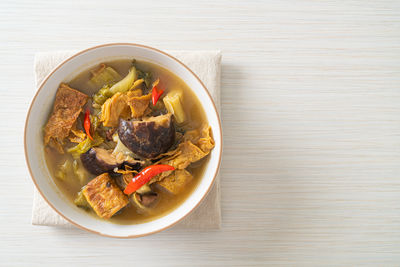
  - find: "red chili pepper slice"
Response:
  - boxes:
[152,80,164,105]
[84,108,93,140]
[124,164,175,195]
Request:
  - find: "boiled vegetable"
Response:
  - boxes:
[55,159,72,180]
[67,133,104,159]
[92,66,138,107]
[163,90,186,123]
[109,66,137,95]
[137,69,152,89]
[56,158,87,184]
[90,114,100,132]
[112,133,135,157]
[89,64,121,88]
[74,190,91,210]
[93,84,113,106]
[72,159,87,185]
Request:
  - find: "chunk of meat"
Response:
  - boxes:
[127,91,152,118]
[44,83,88,153]
[100,92,130,127]
[157,169,193,195]
[82,173,128,219]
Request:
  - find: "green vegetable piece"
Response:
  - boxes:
[89,65,121,89]
[109,66,138,95]
[55,170,65,181]
[60,159,72,171]
[73,160,87,185]
[112,133,135,157]
[55,160,72,180]
[74,190,90,210]
[163,90,186,124]
[89,114,100,132]
[92,84,113,106]
[92,66,138,107]
[137,69,153,90]
[67,134,104,159]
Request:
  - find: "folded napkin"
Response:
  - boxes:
[32,49,222,229]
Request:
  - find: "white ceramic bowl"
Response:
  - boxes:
[24,43,222,238]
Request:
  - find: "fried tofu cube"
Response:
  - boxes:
[82,173,128,219]
[157,169,193,195]
[44,83,88,153]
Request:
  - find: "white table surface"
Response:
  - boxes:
[1,0,400,266]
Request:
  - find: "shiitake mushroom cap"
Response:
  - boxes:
[118,114,175,159]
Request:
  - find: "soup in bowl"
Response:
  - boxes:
[24,44,222,237]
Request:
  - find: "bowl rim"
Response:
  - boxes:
[24,43,223,238]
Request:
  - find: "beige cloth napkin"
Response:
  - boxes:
[32,50,221,229]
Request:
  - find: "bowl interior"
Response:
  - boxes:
[25,44,222,237]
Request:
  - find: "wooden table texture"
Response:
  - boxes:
[1,0,400,266]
